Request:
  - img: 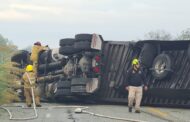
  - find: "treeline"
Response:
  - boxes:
[0,34,19,104]
[144,28,190,40]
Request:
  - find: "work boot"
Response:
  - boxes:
[27,104,32,107]
[135,110,141,113]
[128,107,132,112]
[36,104,42,107]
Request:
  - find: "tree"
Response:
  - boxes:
[0,35,17,63]
[0,34,19,104]
[177,28,190,40]
[144,30,173,40]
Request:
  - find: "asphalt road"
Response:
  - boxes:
[0,103,190,122]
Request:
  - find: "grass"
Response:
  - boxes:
[0,37,19,105]
[0,63,20,105]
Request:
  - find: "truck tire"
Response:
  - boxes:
[71,77,88,86]
[75,34,92,41]
[39,50,52,64]
[11,50,29,64]
[139,43,157,68]
[57,79,71,89]
[59,46,81,55]
[12,62,22,68]
[38,61,63,71]
[71,85,86,93]
[54,88,71,97]
[83,52,95,57]
[152,54,173,80]
[59,38,76,46]
[74,41,91,50]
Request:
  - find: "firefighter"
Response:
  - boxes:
[22,65,41,107]
[125,58,148,113]
[30,41,48,77]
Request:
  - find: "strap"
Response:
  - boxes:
[25,72,36,86]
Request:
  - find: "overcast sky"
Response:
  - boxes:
[0,0,190,49]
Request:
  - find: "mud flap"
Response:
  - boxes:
[91,34,103,50]
[86,78,99,93]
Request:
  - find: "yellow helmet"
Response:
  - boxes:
[132,58,139,65]
[26,65,33,72]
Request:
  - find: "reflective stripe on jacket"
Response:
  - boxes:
[22,72,36,88]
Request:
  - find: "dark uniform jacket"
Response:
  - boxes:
[125,68,147,87]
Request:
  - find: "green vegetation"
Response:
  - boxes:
[0,34,19,104]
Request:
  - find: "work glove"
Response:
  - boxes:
[144,86,148,91]
[125,86,129,91]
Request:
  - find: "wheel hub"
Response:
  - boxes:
[155,60,166,74]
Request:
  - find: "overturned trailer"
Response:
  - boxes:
[98,40,190,108]
[11,34,190,108]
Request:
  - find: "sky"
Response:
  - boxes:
[0,0,190,49]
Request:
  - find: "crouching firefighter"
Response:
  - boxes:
[22,65,41,107]
[125,58,148,113]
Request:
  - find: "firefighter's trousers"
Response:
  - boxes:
[128,86,143,110]
[24,87,40,106]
